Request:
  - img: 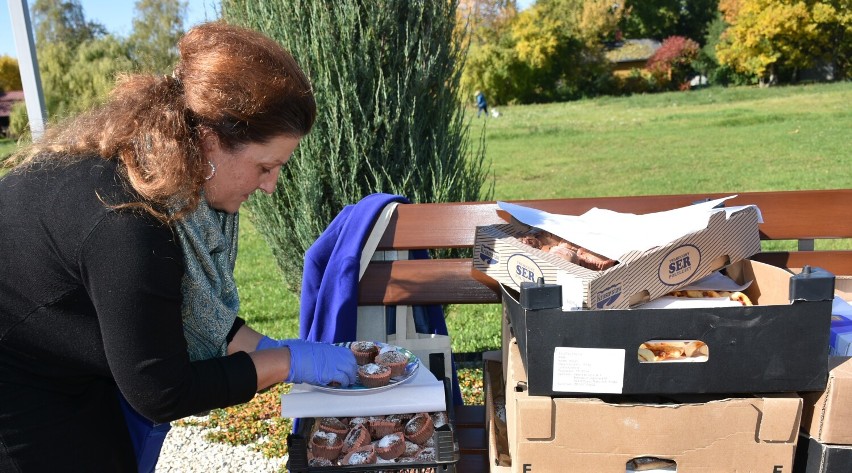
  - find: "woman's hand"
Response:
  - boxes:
[256,336,357,387]
[283,340,357,386]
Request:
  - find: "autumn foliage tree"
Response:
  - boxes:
[647,36,700,89]
[716,0,850,83]
[463,0,624,104]
[0,56,23,92]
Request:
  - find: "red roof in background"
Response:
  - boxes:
[0,90,25,118]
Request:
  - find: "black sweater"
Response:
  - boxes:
[0,157,257,471]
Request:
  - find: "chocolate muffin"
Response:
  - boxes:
[358,363,391,388]
[404,412,435,445]
[316,417,348,437]
[341,444,377,465]
[307,456,333,467]
[342,423,371,454]
[375,432,406,460]
[309,430,344,461]
[350,341,379,365]
[368,416,402,439]
[375,349,409,377]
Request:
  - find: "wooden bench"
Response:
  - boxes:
[357,189,852,472]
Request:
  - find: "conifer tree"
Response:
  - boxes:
[221,0,492,290]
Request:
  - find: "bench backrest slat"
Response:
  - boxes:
[378,190,852,250]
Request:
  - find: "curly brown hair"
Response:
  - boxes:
[11,21,316,222]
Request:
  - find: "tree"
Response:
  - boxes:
[31,0,106,47]
[646,36,700,89]
[716,0,849,83]
[620,0,717,44]
[221,0,492,290]
[127,0,188,74]
[31,0,132,117]
[0,56,23,92]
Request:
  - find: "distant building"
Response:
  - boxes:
[0,90,25,136]
[605,39,662,78]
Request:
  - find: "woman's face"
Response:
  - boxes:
[202,134,301,213]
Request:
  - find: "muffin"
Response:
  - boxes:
[414,446,437,462]
[342,423,371,454]
[375,349,409,377]
[375,432,406,460]
[400,439,422,459]
[358,363,391,388]
[386,413,413,426]
[307,456,333,467]
[348,416,370,430]
[342,444,377,466]
[350,341,379,365]
[404,412,435,445]
[368,416,402,439]
[430,411,449,429]
[309,430,344,460]
[316,417,348,437]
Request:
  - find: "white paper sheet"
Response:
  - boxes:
[635,295,745,309]
[498,196,763,260]
[280,366,446,418]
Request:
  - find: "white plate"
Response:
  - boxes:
[312,342,420,393]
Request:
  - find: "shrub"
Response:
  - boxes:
[647,36,700,90]
[221,0,492,290]
[8,102,29,141]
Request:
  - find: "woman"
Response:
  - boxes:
[0,22,356,471]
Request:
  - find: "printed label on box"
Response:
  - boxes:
[507,253,544,286]
[658,244,702,286]
[552,347,625,393]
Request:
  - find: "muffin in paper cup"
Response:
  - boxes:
[350,341,379,365]
[309,429,344,460]
[342,444,377,466]
[375,432,406,460]
[342,423,370,454]
[403,412,435,445]
[368,416,402,439]
[357,363,391,388]
[375,349,409,377]
[316,417,348,437]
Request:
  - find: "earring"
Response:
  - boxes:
[205,161,216,181]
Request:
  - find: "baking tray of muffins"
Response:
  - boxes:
[314,341,420,392]
[286,378,460,472]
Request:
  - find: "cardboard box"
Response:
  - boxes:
[794,434,852,473]
[473,205,761,310]
[483,352,512,473]
[504,339,802,473]
[801,357,852,445]
[503,259,832,396]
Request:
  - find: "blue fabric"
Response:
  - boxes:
[299,193,405,342]
[298,193,462,405]
[117,391,171,473]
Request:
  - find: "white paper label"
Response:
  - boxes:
[552,347,625,393]
[556,271,584,311]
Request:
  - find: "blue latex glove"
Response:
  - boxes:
[256,336,357,387]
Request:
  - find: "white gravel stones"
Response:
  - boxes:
[155,418,287,473]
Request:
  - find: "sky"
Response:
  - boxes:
[2,0,535,59]
[1,0,220,58]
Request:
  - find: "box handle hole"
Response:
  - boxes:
[638,340,709,363]
[626,456,677,472]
